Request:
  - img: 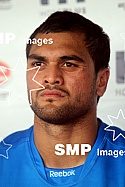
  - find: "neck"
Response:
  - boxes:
[34,113,99,169]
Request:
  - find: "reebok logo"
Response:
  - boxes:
[50,170,75,177]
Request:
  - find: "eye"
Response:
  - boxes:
[63,62,78,67]
[32,61,44,67]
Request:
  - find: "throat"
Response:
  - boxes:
[34,116,99,168]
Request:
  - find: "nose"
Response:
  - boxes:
[43,64,64,86]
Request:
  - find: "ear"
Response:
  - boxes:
[96,68,110,97]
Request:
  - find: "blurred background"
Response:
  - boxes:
[0,0,125,138]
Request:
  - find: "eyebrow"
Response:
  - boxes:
[60,55,85,63]
[28,54,45,61]
[28,54,85,63]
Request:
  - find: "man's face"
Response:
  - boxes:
[27,32,98,124]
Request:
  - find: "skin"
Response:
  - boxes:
[27,32,110,168]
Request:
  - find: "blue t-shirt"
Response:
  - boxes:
[0,120,125,187]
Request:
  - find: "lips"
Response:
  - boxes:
[40,90,65,98]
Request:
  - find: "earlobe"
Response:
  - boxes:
[96,68,110,97]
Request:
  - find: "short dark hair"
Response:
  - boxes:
[26,11,110,74]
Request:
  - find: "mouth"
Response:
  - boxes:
[40,89,66,98]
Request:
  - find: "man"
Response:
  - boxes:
[0,11,125,187]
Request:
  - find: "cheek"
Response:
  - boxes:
[66,73,94,95]
[26,72,37,90]
[26,72,40,102]
[66,74,86,92]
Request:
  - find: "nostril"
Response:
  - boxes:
[44,79,60,84]
[45,80,49,83]
[55,80,60,84]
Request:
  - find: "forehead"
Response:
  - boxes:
[29,32,92,62]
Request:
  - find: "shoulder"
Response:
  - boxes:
[102,120,125,148]
[0,126,33,149]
